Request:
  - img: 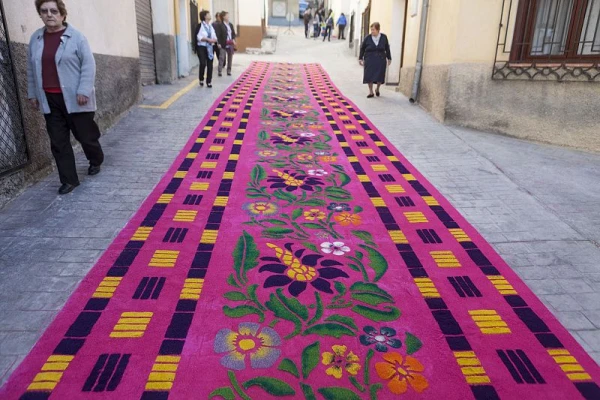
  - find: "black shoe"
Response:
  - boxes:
[58,183,79,195]
[88,165,101,176]
[218,72,222,77]
[227,72,232,76]
[367,94,374,98]
[199,81,204,86]
[376,90,381,97]
[207,83,212,88]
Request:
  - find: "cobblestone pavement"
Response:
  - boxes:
[1,27,599,384]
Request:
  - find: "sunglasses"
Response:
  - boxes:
[40,8,60,16]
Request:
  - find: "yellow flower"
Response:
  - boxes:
[259,150,277,157]
[287,264,317,282]
[296,154,314,161]
[319,156,338,163]
[334,212,362,226]
[304,209,326,221]
[321,345,361,379]
[244,202,279,216]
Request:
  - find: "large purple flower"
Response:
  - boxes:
[268,169,324,192]
[260,243,349,297]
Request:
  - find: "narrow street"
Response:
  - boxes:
[1,25,600,397]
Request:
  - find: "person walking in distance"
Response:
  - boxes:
[313,11,321,39]
[213,11,226,77]
[337,13,347,40]
[27,0,104,195]
[359,22,391,98]
[303,7,312,39]
[221,11,236,76]
[197,10,217,88]
[323,10,334,42]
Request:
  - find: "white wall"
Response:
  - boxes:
[239,0,264,26]
[386,0,405,83]
[151,0,176,35]
[4,0,139,58]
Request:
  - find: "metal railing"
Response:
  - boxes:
[0,0,29,178]
[493,0,600,81]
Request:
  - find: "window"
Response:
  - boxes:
[511,0,600,62]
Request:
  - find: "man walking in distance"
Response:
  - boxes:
[303,7,312,39]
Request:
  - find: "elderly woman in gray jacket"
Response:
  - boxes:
[27,0,104,195]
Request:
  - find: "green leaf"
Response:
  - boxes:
[246,193,271,199]
[370,383,383,400]
[297,199,326,207]
[208,387,236,400]
[301,341,320,379]
[278,358,300,378]
[323,134,333,143]
[351,305,401,322]
[351,293,394,306]
[258,130,269,140]
[242,377,295,396]
[325,187,352,196]
[405,332,423,355]
[273,190,297,202]
[227,274,240,288]
[349,376,366,392]
[350,282,394,300]
[224,291,247,301]
[303,242,320,253]
[364,349,374,385]
[247,284,266,311]
[359,245,388,282]
[265,294,302,338]
[300,383,317,400]
[348,264,361,272]
[233,232,259,284]
[262,108,269,117]
[324,315,358,330]
[338,173,351,187]
[334,282,347,295]
[303,323,356,338]
[251,165,267,183]
[354,206,363,213]
[276,289,309,320]
[263,219,289,226]
[223,305,264,322]
[302,223,324,230]
[263,227,295,236]
[318,387,361,400]
[292,209,304,220]
[307,292,323,326]
[351,230,375,245]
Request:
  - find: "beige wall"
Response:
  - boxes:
[239,0,263,26]
[4,0,139,58]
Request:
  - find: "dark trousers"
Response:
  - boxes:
[338,24,346,39]
[198,46,213,84]
[44,92,104,185]
[313,25,320,38]
[304,23,309,38]
[323,26,332,41]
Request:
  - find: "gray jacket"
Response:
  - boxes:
[27,24,97,114]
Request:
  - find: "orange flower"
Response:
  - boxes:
[375,353,428,395]
[334,212,361,226]
[308,124,323,130]
[290,123,304,129]
[319,156,337,163]
[296,154,314,161]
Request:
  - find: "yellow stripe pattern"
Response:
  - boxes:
[200,229,219,244]
[213,196,229,207]
[422,196,440,206]
[132,227,153,241]
[190,182,210,191]
[174,171,187,179]
[358,175,371,182]
[145,355,181,391]
[200,162,217,169]
[431,251,461,268]
[110,312,153,338]
[173,210,198,222]
[92,277,123,299]
[386,185,405,193]
[488,275,518,295]
[149,250,179,268]
[454,351,491,384]
[26,355,74,391]
[371,164,388,172]
[404,212,428,223]
[371,197,387,207]
[157,194,174,204]
[449,228,471,242]
[548,349,592,381]
[414,278,441,298]
[470,310,511,334]
[389,230,409,244]
[180,278,205,300]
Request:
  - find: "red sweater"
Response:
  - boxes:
[42,29,64,93]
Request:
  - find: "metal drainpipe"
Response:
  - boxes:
[409,0,430,104]
[174,0,181,78]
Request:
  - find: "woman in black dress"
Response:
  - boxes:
[359,22,391,98]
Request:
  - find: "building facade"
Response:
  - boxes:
[338,0,600,152]
[0,0,141,207]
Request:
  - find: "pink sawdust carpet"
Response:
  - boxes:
[2,62,599,399]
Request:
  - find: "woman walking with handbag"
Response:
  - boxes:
[196,10,217,88]
[27,0,104,194]
[221,11,236,76]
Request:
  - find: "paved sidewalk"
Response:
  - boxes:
[1,26,599,384]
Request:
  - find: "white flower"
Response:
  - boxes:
[308,169,328,176]
[300,132,316,137]
[321,242,351,256]
[294,110,307,114]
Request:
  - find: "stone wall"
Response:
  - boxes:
[399,63,600,152]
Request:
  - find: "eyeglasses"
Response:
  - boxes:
[40,8,60,16]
